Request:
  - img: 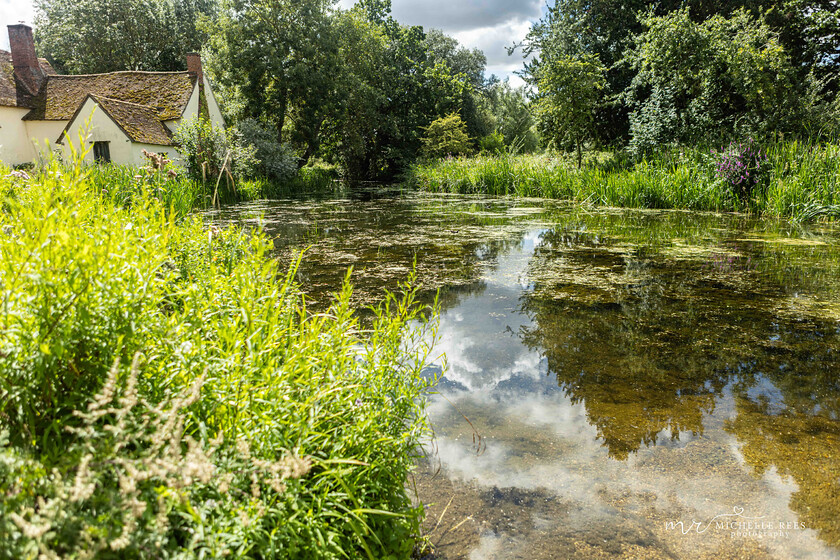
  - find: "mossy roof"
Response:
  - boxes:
[23,71,197,121]
[83,94,174,145]
[0,50,56,108]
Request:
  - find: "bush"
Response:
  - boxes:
[420,113,474,159]
[714,139,769,202]
[237,119,298,183]
[627,8,800,153]
[174,117,258,188]
[478,131,505,155]
[0,154,440,558]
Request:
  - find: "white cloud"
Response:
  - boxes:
[390,0,541,33]
[454,18,532,84]
[0,0,35,50]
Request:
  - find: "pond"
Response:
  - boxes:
[208,190,840,560]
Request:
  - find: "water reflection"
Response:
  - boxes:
[427,217,840,559]
[207,195,840,559]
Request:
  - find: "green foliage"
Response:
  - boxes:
[626,8,799,153]
[174,116,258,194]
[530,54,606,166]
[408,141,840,221]
[0,155,439,557]
[517,0,840,148]
[479,131,505,155]
[237,119,298,183]
[34,0,216,73]
[204,1,483,179]
[420,114,474,159]
[202,0,340,164]
[485,82,539,153]
[516,0,651,145]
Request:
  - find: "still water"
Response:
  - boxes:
[209,190,840,560]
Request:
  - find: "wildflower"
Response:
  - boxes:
[70,454,96,502]
[218,472,234,494]
[9,512,50,539]
[5,169,30,181]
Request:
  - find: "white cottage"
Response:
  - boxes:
[0,24,224,167]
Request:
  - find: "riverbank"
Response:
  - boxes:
[81,159,340,217]
[407,142,840,222]
[0,156,435,558]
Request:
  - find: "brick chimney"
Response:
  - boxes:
[186,53,203,83]
[8,24,44,95]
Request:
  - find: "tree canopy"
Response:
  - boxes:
[34,0,215,73]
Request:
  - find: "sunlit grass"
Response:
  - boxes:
[0,149,438,558]
[409,142,840,222]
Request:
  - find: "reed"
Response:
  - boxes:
[408,141,840,222]
[0,150,438,558]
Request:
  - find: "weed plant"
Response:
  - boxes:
[0,145,438,558]
[408,141,840,222]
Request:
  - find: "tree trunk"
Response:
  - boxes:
[576,138,582,169]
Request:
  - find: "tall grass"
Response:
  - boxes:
[0,150,438,558]
[408,142,840,221]
[81,158,341,216]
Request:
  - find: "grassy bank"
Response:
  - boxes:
[408,142,840,222]
[80,158,341,217]
[0,155,436,558]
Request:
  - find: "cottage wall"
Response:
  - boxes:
[26,120,67,158]
[204,75,225,128]
[60,98,133,164]
[0,106,33,165]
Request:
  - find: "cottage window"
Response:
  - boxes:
[93,141,111,164]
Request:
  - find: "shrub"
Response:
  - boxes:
[174,117,258,188]
[478,131,505,155]
[420,113,474,159]
[627,8,799,153]
[714,139,769,202]
[237,119,298,183]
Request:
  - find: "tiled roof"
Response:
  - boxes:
[0,50,55,108]
[23,71,197,121]
[88,94,174,145]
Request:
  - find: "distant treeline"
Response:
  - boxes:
[32,0,840,177]
[519,0,840,155]
[34,0,533,178]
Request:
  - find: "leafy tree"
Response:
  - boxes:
[237,118,298,182]
[625,8,798,152]
[424,29,488,91]
[34,0,215,73]
[314,7,475,177]
[203,0,339,163]
[420,113,473,159]
[487,82,538,153]
[531,54,606,167]
[317,9,390,177]
[424,29,494,140]
[515,0,779,145]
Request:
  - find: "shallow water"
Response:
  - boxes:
[208,190,840,560]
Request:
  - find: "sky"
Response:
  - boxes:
[1,0,539,85]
